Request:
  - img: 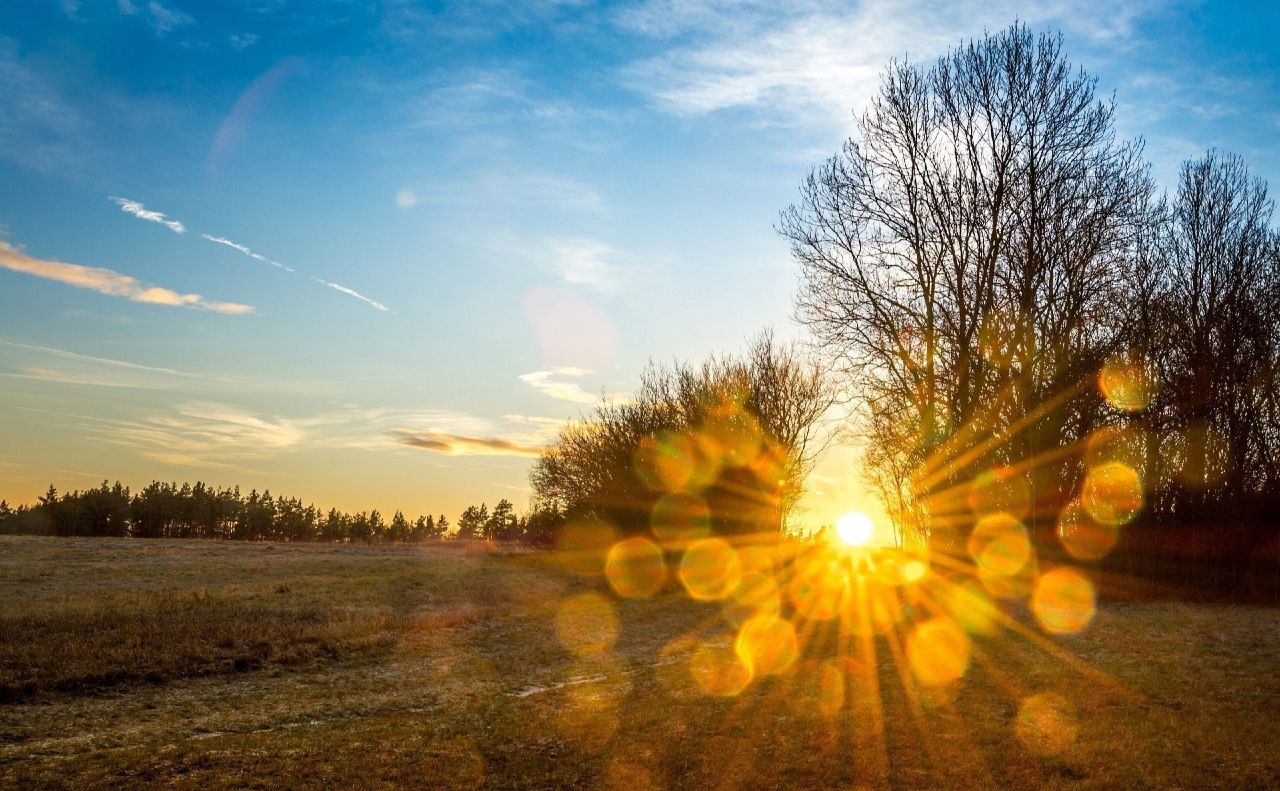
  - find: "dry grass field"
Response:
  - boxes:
[2,535,1279,790]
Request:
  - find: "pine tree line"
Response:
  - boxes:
[0,480,564,545]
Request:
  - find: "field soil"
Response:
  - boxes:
[2,535,1278,790]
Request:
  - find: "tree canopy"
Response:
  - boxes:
[781,23,1280,588]
[530,331,837,537]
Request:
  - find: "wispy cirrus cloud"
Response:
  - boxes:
[0,338,228,389]
[83,401,357,466]
[389,429,544,458]
[111,196,186,233]
[8,366,149,389]
[200,234,296,272]
[117,0,194,37]
[519,367,629,405]
[386,409,561,458]
[519,368,598,404]
[409,68,613,136]
[502,413,572,434]
[109,197,391,312]
[0,242,253,314]
[479,235,638,296]
[59,399,552,466]
[621,0,1162,138]
[0,37,87,173]
[204,233,388,311]
[314,279,392,312]
[95,401,306,467]
[544,239,634,295]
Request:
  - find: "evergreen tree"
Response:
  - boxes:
[390,511,410,542]
[455,506,482,540]
[484,498,517,541]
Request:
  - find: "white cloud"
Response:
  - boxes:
[621,0,1164,138]
[541,238,639,295]
[546,239,614,291]
[0,242,253,315]
[201,233,295,272]
[314,278,392,312]
[81,401,510,465]
[202,228,391,314]
[411,69,549,131]
[111,196,186,234]
[119,0,194,36]
[100,401,306,465]
[397,67,621,159]
[629,12,883,121]
[146,0,193,35]
[519,367,628,405]
[549,366,593,377]
[502,413,572,438]
[106,211,393,313]
[519,369,600,404]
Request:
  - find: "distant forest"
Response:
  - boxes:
[0,481,562,545]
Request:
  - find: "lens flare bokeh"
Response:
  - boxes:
[1099,354,1156,412]
[545,374,1149,775]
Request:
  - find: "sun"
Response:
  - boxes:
[834,511,875,547]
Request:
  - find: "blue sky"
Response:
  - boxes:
[1,0,1277,526]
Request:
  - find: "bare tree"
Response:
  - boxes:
[779,24,1152,547]
[1141,152,1280,520]
[529,332,838,536]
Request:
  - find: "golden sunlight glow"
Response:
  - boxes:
[834,510,874,547]
[554,518,618,577]
[735,613,799,676]
[1015,692,1080,755]
[689,641,752,697]
[1057,500,1119,560]
[1032,567,1097,634]
[650,492,712,546]
[1099,353,1156,412]
[945,580,1000,636]
[788,547,849,620]
[967,512,1032,576]
[811,660,846,717]
[554,592,618,656]
[967,467,1031,518]
[1082,461,1144,526]
[567,407,1129,750]
[906,617,972,686]
[899,557,929,584]
[722,571,781,625]
[605,537,667,598]
[678,537,742,601]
